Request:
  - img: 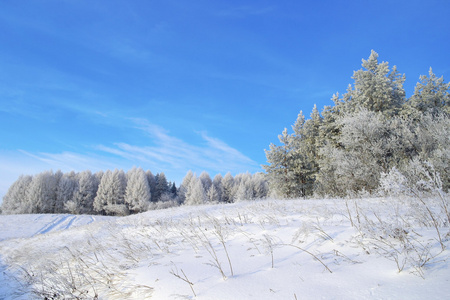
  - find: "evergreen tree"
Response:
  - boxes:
[403,68,450,119]
[170,182,177,198]
[146,170,157,202]
[263,128,295,198]
[264,110,316,198]
[153,172,169,202]
[345,50,405,116]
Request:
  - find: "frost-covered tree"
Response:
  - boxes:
[94,169,128,215]
[292,108,321,196]
[207,184,220,202]
[264,110,316,198]
[302,105,322,168]
[57,171,78,214]
[317,109,396,195]
[411,113,450,191]
[222,172,235,203]
[343,50,405,116]
[264,51,450,197]
[179,170,195,204]
[234,178,253,202]
[263,128,296,198]
[94,171,104,187]
[105,169,128,215]
[185,177,207,205]
[199,171,212,193]
[1,175,33,214]
[72,170,98,214]
[170,182,177,198]
[153,173,169,202]
[212,174,224,202]
[26,171,58,214]
[146,170,157,202]
[403,68,450,120]
[94,170,111,214]
[125,167,151,213]
[251,173,269,199]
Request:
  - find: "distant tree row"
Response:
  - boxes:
[1,168,269,215]
[1,168,176,215]
[178,171,268,205]
[264,50,449,198]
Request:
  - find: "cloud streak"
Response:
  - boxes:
[96,119,259,175]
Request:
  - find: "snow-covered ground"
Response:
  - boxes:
[1,198,449,299]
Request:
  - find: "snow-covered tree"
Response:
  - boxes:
[94,169,128,215]
[105,169,128,215]
[26,171,58,214]
[264,109,316,198]
[57,171,78,214]
[125,167,151,213]
[153,172,169,202]
[403,68,450,120]
[207,184,220,202]
[344,50,405,116]
[234,178,253,201]
[251,173,269,199]
[179,170,195,204]
[199,171,212,193]
[212,174,224,202]
[317,109,396,195]
[263,128,295,198]
[411,113,450,191]
[1,175,33,214]
[94,170,112,214]
[72,170,98,214]
[221,172,235,203]
[185,177,207,205]
[146,170,157,202]
[169,182,177,199]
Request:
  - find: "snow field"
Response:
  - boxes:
[1,197,450,299]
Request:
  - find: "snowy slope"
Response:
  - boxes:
[1,198,449,299]
[0,214,114,242]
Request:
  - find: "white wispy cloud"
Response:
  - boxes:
[95,118,259,175]
[17,150,119,172]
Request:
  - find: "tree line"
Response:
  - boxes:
[1,168,269,215]
[264,50,449,198]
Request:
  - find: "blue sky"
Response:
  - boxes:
[1,0,450,200]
